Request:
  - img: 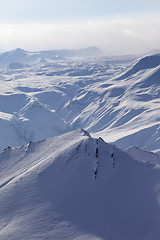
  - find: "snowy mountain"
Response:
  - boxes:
[0,46,103,68]
[126,146,160,165]
[0,47,160,239]
[117,54,160,80]
[0,49,159,153]
[0,129,160,240]
[0,96,68,151]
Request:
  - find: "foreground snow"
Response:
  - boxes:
[0,129,160,240]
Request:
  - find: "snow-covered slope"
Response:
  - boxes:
[0,129,160,240]
[116,54,160,80]
[0,49,159,153]
[0,95,68,151]
[126,146,160,165]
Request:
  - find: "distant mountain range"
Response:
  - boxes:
[0,46,103,68]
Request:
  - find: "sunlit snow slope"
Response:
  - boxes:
[126,146,160,165]
[0,48,159,153]
[0,129,160,240]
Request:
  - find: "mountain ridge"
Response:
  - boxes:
[0,129,160,239]
[0,50,159,153]
[0,46,103,68]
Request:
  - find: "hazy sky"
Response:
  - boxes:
[0,0,160,54]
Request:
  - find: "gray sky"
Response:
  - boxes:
[0,0,160,54]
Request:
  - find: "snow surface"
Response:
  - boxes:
[0,48,159,153]
[0,47,160,239]
[126,146,160,165]
[0,129,160,240]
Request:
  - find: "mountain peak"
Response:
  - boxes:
[79,129,91,137]
[13,48,26,53]
[0,131,160,239]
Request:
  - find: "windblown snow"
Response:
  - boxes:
[0,129,160,240]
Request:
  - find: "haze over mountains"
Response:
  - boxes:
[0,47,159,153]
[0,47,103,68]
